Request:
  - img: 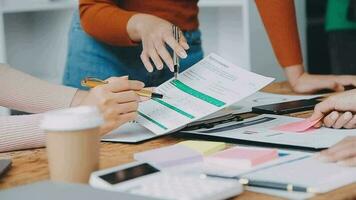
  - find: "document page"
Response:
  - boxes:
[183,114,356,149]
[137,53,274,135]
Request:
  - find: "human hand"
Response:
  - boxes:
[284,65,356,94]
[72,76,144,135]
[127,13,189,72]
[309,89,356,129]
[315,136,356,166]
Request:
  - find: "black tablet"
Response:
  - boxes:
[252,99,320,115]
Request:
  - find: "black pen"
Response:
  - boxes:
[172,25,180,79]
[238,178,315,193]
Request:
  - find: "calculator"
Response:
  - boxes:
[90,162,243,200]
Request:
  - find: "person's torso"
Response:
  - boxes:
[114,0,200,31]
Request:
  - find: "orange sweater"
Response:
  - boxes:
[79,0,302,68]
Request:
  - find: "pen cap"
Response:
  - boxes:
[40,106,104,132]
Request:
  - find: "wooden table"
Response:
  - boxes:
[1,82,356,200]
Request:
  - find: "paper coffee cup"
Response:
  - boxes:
[41,106,104,183]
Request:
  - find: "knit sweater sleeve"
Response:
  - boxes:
[0,64,78,152]
[0,114,45,152]
[255,0,303,67]
[0,64,77,113]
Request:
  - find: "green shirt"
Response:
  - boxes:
[326,0,356,31]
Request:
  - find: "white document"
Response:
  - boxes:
[229,92,323,114]
[137,53,274,135]
[183,114,356,149]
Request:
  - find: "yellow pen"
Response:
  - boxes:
[81,77,164,99]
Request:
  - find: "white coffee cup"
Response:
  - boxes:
[40,106,104,183]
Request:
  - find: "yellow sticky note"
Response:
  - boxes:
[178,140,226,155]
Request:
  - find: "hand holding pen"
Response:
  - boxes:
[75,77,145,135]
[126,14,188,72]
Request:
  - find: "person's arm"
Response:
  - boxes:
[255,0,303,69]
[0,64,78,113]
[0,114,45,152]
[0,64,144,152]
[79,0,138,46]
[255,0,356,94]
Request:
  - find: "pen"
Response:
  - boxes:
[172,25,180,80]
[81,77,164,99]
[238,178,315,193]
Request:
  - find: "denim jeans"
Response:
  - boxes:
[63,11,204,89]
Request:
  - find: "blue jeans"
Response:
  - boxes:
[63,11,204,89]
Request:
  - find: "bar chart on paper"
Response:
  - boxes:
[137,54,274,135]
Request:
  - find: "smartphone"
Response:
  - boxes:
[252,98,320,115]
[0,159,12,178]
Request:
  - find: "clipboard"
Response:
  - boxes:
[178,114,356,151]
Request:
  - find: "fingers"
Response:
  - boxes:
[110,90,140,104]
[179,30,190,50]
[153,40,174,71]
[333,111,353,129]
[323,111,339,128]
[148,48,164,71]
[138,23,188,72]
[321,111,356,129]
[140,52,154,72]
[310,98,336,122]
[102,101,139,119]
[344,114,356,129]
[100,112,138,135]
[337,156,356,166]
[164,34,187,59]
[105,77,145,92]
[317,137,356,164]
[321,137,354,156]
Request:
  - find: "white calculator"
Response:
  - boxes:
[90,162,243,200]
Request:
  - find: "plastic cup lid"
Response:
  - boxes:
[40,106,104,132]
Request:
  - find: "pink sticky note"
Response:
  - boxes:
[272,118,321,133]
[204,146,278,169]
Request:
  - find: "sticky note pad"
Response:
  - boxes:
[178,140,226,155]
[272,118,321,133]
[204,146,278,169]
[134,145,203,168]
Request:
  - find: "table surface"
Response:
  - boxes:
[1,82,356,200]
